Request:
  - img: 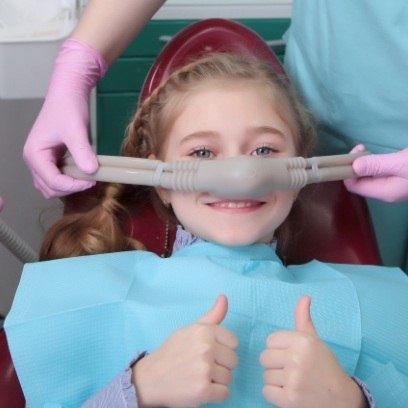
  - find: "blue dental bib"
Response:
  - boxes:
[5,242,408,407]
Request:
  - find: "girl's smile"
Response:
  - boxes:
[206,199,265,211]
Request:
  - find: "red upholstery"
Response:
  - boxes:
[283,181,381,265]
[0,18,382,407]
[0,328,25,408]
[140,18,286,104]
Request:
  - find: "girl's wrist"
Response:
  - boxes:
[131,352,156,408]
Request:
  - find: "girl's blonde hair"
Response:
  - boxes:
[40,53,316,261]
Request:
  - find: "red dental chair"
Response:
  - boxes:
[0,19,381,407]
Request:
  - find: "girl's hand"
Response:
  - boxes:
[260,296,367,408]
[133,295,238,408]
[344,145,408,202]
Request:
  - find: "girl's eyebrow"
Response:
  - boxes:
[179,131,219,144]
[248,125,287,140]
[179,126,288,144]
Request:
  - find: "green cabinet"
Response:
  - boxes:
[96,18,290,155]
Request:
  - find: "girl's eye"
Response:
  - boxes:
[252,146,278,157]
[190,147,214,159]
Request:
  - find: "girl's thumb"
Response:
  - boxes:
[198,295,228,325]
[294,295,318,335]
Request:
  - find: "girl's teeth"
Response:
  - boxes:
[219,201,253,208]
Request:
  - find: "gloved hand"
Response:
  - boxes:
[0,197,3,212]
[23,39,108,198]
[344,145,408,202]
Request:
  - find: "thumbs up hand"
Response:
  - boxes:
[260,296,367,408]
[133,295,238,408]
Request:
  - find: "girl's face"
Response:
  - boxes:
[157,82,298,246]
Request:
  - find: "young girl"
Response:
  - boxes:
[5,53,408,408]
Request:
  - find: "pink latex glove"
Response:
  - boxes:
[344,145,408,203]
[0,197,3,212]
[23,39,108,198]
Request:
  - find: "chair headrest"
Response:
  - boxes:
[140,18,286,104]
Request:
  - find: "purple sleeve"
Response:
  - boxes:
[81,353,148,408]
[81,366,137,408]
[352,376,376,408]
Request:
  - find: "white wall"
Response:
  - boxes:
[155,0,292,19]
[0,98,62,319]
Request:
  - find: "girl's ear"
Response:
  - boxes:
[148,153,171,205]
[156,187,171,206]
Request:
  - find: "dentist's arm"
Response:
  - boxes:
[23,0,166,198]
[72,0,166,65]
[344,146,408,202]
